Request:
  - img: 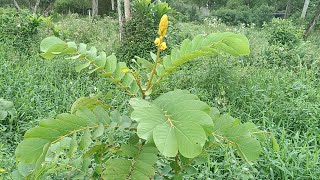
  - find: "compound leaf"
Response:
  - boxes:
[163,32,250,73]
[103,144,158,180]
[15,104,111,173]
[212,114,262,161]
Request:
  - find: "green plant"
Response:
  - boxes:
[54,0,91,14]
[117,0,184,64]
[14,15,275,179]
[259,19,307,68]
[213,5,274,27]
[169,2,202,22]
[0,8,44,55]
[53,14,118,54]
[265,18,304,48]
[0,98,16,122]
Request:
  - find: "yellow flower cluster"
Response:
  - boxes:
[154,14,168,51]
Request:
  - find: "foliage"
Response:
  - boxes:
[259,18,306,68]
[0,8,43,54]
[54,14,119,54]
[0,8,319,179]
[116,0,185,63]
[0,98,17,123]
[250,4,275,27]
[265,18,304,48]
[0,35,118,179]
[168,2,202,22]
[213,5,274,27]
[13,15,271,179]
[165,51,320,179]
[54,0,91,14]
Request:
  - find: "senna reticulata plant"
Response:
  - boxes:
[13,15,278,179]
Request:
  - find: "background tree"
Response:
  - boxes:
[301,0,310,20]
[13,0,21,10]
[124,0,131,21]
[92,0,98,16]
[305,1,320,38]
[117,0,123,41]
[111,0,115,10]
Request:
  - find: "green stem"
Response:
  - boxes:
[175,155,179,175]
[131,72,145,99]
[146,45,161,92]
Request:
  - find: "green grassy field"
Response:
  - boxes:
[1,14,319,179]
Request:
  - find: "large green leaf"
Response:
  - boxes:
[162,32,250,73]
[212,114,262,161]
[130,90,213,158]
[103,144,158,180]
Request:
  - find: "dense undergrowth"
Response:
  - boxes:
[1,10,320,179]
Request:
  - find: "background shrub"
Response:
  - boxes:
[213,5,273,27]
[256,18,307,69]
[0,8,43,55]
[168,2,202,22]
[116,0,185,63]
[265,18,304,47]
[53,14,118,54]
[54,0,91,14]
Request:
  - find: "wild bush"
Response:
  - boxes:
[168,2,202,22]
[54,14,118,54]
[213,5,273,27]
[265,18,304,48]
[13,15,276,179]
[0,8,43,54]
[260,19,307,68]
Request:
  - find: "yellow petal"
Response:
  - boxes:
[158,14,168,36]
[160,42,167,50]
[154,38,161,46]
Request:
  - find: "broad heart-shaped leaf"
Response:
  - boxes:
[163,32,250,72]
[212,114,262,162]
[103,144,158,180]
[130,90,213,158]
[15,106,110,168]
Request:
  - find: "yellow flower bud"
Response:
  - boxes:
[159,36,163,42]
[160,42,167,51]
[158,14,168,36]
[154,38,161,46]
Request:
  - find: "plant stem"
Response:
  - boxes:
[146,45,161,92]
[175,155,179,175]
[131,72,145,99]
[85,57,134,97]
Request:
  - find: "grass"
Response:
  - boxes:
[1,13,320,179]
